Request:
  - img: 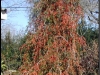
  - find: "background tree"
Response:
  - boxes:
[1,30,27,71]
[81,40,98,75]
[77,18,99,75]
[77,18,99,43]
[80,0,99,24]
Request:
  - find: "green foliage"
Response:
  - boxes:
[77,19,99,43]
[1,31,27,70]
[1,60,8,72]
[84,28,98,43]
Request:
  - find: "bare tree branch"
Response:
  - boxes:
[80,0,99,24]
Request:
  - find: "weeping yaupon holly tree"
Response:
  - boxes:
[19,0,86,75]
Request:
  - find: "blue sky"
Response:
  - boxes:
[1,0,30,35]
[6,10,29,31]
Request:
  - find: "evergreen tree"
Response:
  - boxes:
[1,31,27,70]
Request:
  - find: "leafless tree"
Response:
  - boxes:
[80,0,99,24]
